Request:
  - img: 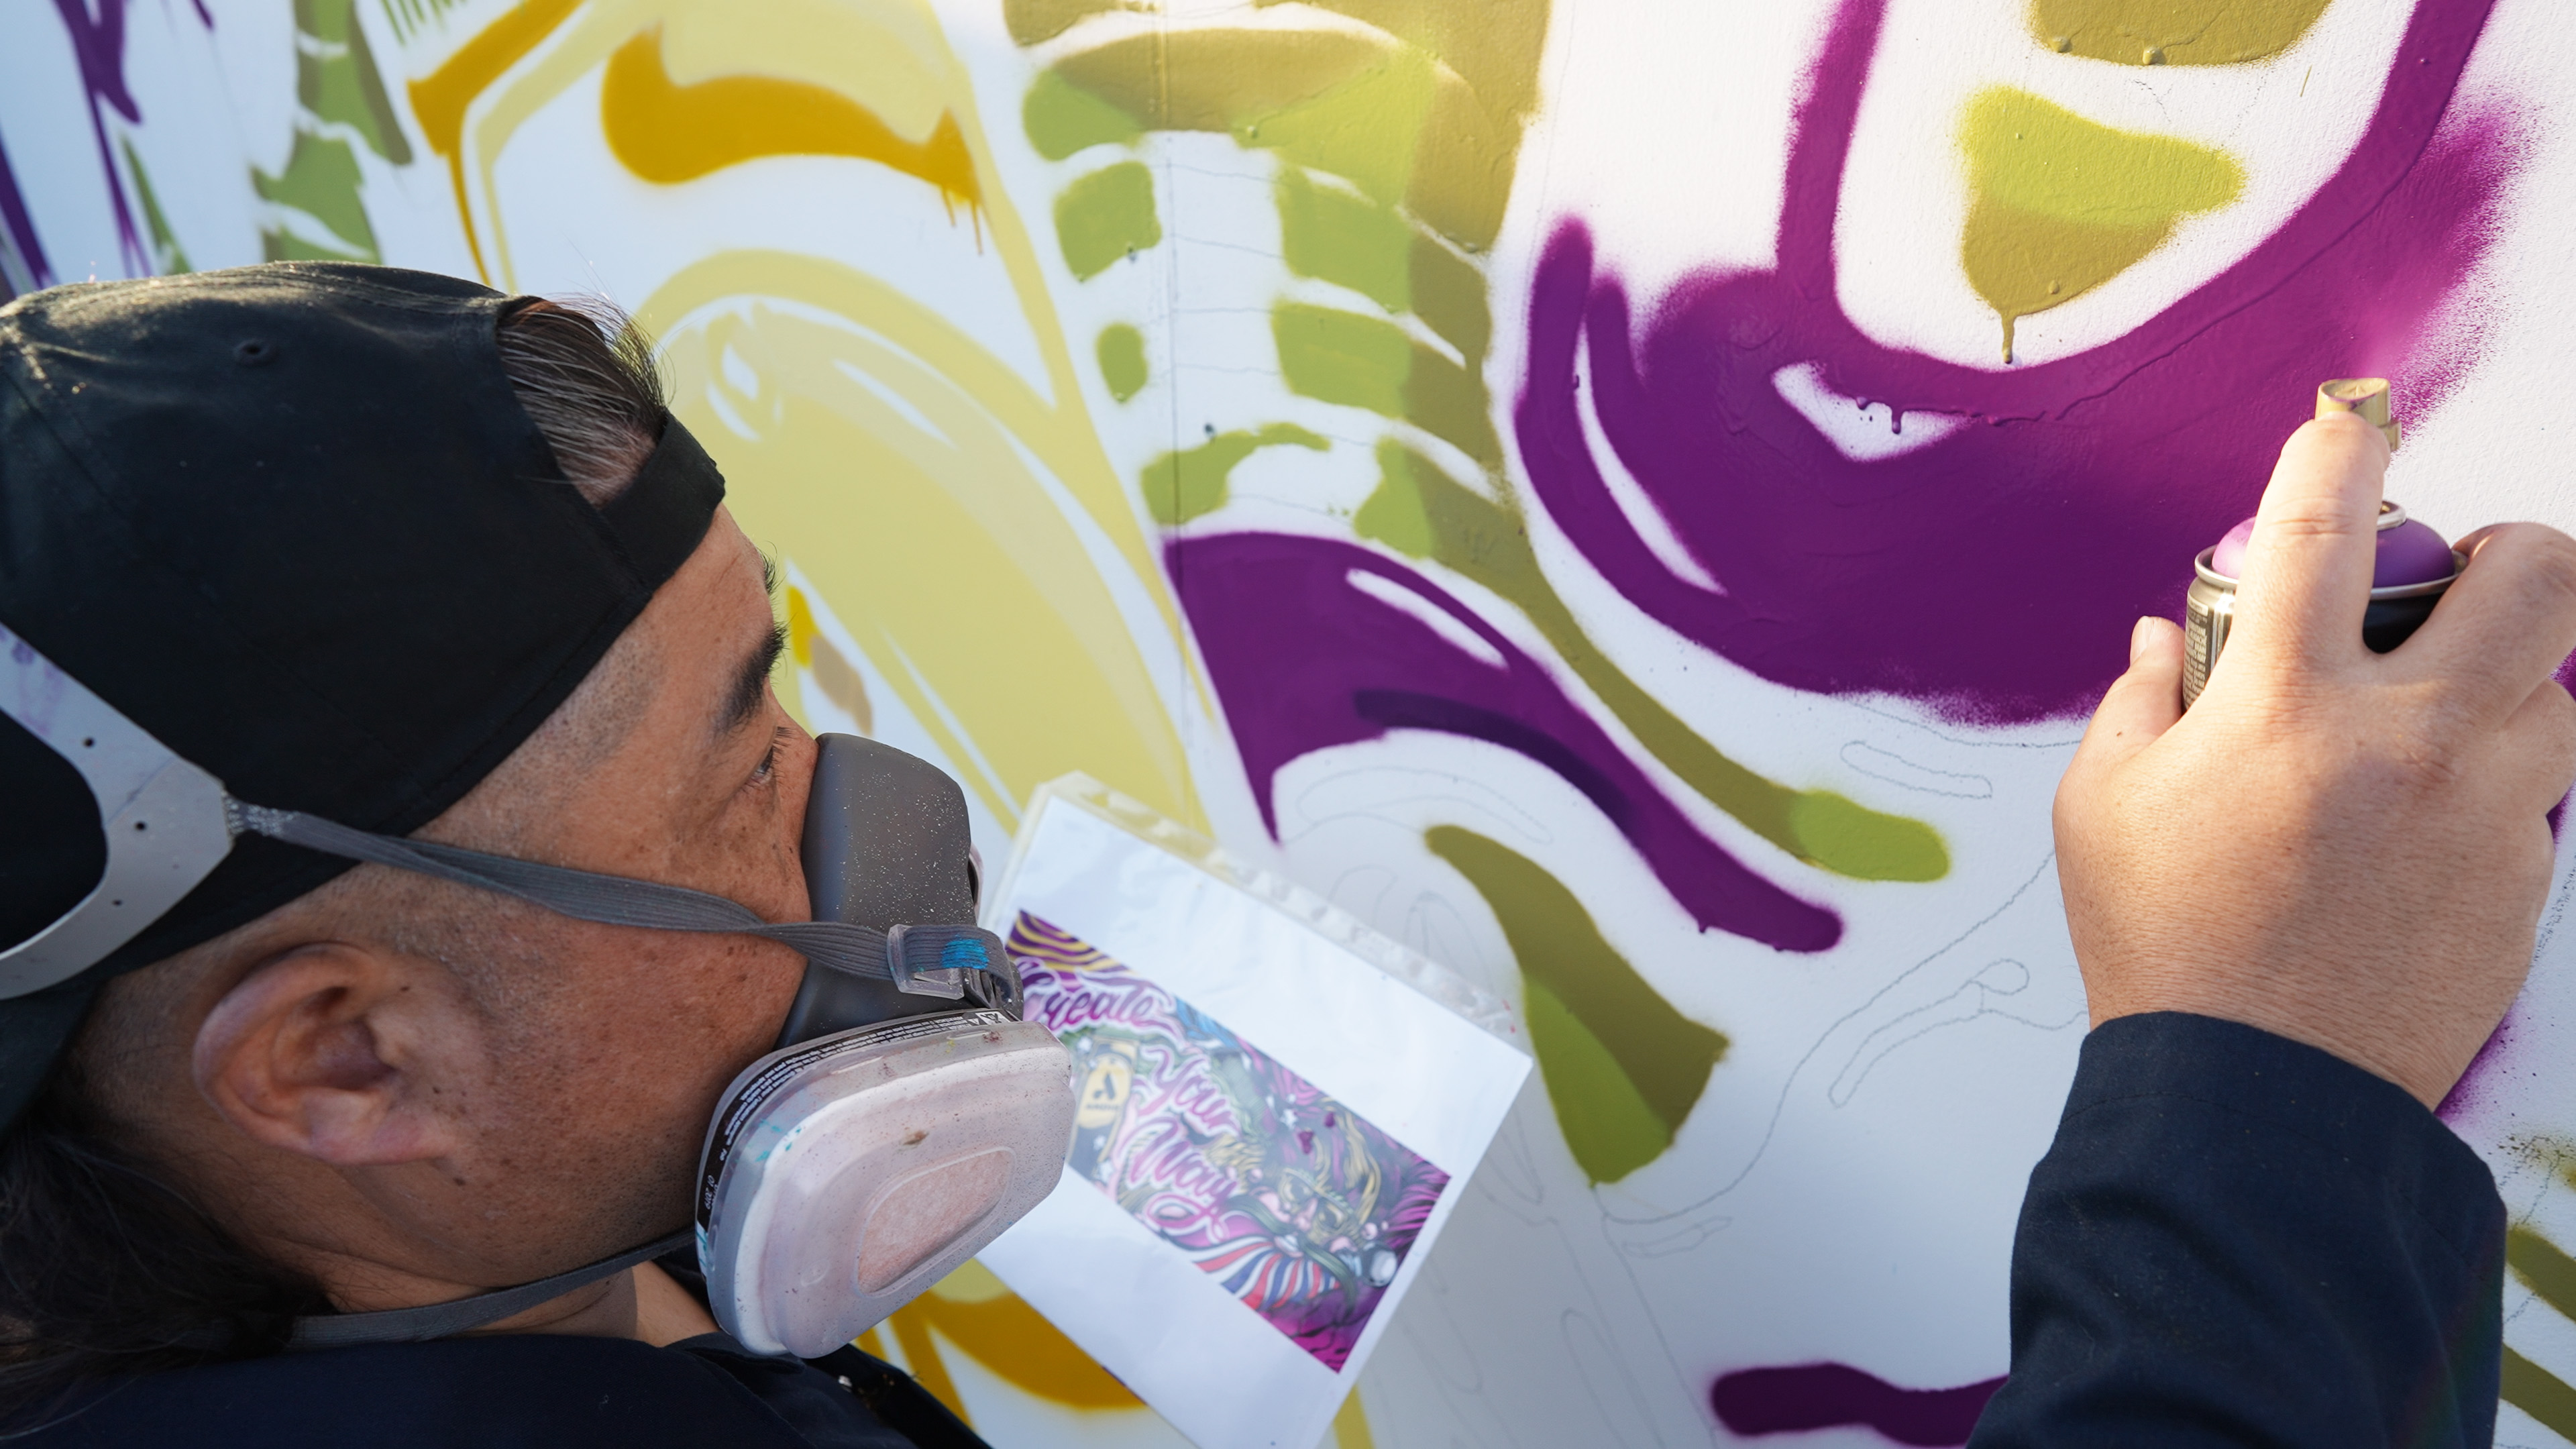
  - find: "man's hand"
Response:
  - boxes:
[2055,411,2576,1107]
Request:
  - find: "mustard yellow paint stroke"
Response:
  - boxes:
[647,256,1198,826]
[1959,86,2242,360]
[1332,1389,1380,1449]
[2029,0,2332,66]
[437,0,1202,773]
[407,0,582,278]
[599,25,979,218]
[784,585,874,735]
[880,1261,1148,1414]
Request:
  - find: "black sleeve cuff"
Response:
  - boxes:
[1970,1011,2504,1448]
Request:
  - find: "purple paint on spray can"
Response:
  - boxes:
[2181,380,2465,707]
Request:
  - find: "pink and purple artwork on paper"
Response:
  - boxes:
[1008,912,1450,1373]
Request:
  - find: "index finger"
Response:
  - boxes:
[2225,410,2390,677]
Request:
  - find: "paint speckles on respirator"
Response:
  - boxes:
[696,1010,1071,1356]
[694,733,1076,1357]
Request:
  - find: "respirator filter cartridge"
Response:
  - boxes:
[696,1008,1077,1358]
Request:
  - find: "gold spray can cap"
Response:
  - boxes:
[2317,378,2400,451]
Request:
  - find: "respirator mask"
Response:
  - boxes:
[0,622,1075,1358]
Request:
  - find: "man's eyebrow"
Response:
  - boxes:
[718,621,789,735]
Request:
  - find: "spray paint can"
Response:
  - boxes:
[2182,380,2465,708]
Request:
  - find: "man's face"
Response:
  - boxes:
[99,504,822,1291]
[412,506,818,1279]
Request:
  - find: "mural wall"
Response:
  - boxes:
[9,0,2576,1443]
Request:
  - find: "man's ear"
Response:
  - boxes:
[192,943,471,1167]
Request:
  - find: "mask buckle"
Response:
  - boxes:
[884,923,975,1000]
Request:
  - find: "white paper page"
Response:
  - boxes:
[980,784,1531,1449]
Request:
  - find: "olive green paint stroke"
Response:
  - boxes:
[1028,28,1525,252]
[1273,303,1498,469]
[2029,0,2332,66]
[1096,324,1147,402]
[1428,826,1725,1183]
[1008,0,1550,127]
[1277,168,1489,361]
[2505,1347,2576,1443]
[256,132,378,262]
[1004,0,1148,46]
[1055,162,1160,281]
[1521,979,1674,1185]
[1024,68,1142,159]
[2512,1226,2576,1322]
[1363,441,1949,881]
[298,0,413,164]
[119,142,189,274]
[1141,423,1328,526]
[1960,86,2241,360]
[2502,1225,2576,1437]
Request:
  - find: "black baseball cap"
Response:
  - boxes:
[0,262,724,1128]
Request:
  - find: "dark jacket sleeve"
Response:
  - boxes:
[1970,1012,2505,1449]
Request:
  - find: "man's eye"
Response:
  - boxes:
[747,726,788,789]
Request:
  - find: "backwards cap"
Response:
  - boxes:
[0,262,724,1127]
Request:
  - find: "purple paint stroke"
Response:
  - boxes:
[1517,0,2519,722]
[1711,1362,2004,1446]
[2436,1010,2515,1122]
[0,131,52,301]
[51,0,148,278]
[1169,533,1841,951]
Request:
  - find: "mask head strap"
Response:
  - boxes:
[0,621,235,997]
[0,625,1022,1011]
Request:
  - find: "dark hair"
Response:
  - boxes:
[0,296,668,1425]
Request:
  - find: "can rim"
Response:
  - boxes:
[2193,545,2463,598]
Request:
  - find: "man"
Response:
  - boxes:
[0,262,2565,1446]
[1970,407,2576,1446]
[0,264,979,1444]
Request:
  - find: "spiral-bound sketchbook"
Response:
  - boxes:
[978,777,1532,1449]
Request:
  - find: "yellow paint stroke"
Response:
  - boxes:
[881,1261,1146,1417]
[439,0,1202,826]
[600,25,979,224]
[648,254,1198,827]
[784,584,873,733]
[1959,86,2242,360]
[2029,0,2331,66]
[407,0,582,278]
[1333,1390,1379,1449]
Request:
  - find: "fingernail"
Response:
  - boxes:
[2130,616,2155,664]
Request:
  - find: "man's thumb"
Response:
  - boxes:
[2074,617,2186,774]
